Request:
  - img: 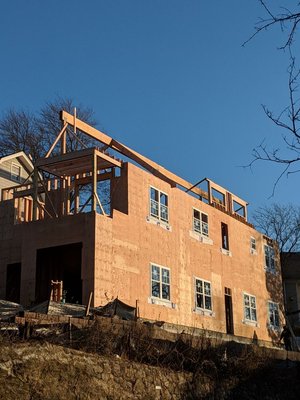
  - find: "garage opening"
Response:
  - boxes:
[6,263,21,303]
[35,242,82,304]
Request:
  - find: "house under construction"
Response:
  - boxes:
[0,111,284,343]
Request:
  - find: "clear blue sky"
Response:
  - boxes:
[0,1,298,221]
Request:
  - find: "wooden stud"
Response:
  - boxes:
[32,167,39,221]
[45,122,68,158]
[92,152,97,212]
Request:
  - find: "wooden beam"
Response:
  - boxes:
[95,149,122,168]
[45,122,68,158]
[38,147,94,168]
[75,171,113,187]
[61,111,208,199]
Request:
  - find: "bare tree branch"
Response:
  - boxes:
[243,1,300,48]
[252,203,300,255]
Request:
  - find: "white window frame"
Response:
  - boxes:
[195,277,212,313]
[150,263,171,302]
[193,208,209,237]
[250,237,257,255]
[268,301,280,329]
[243,293,257,323]
[149,187,169,223]
[11,163,21,182]
[264,244,276,272]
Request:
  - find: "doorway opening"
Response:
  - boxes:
[225,287,234,334]
[6,263,21,303]
[35,242,82,304]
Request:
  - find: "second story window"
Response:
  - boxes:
[11,163,21,182]
[221,222,229,250]
[250,237,256,251]
[193,209,209,236]
[264,244,275,272]
[150,187,168,223]
[195,278,212,311]
[244,293,257,322]
[268,301,280,329]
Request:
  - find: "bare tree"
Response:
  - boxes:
[246,2,300,189]
[253,203,300,262]
[0,97,98,161]
[38,96,98,154]
[0,109,45,162]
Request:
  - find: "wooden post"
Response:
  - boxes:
[32,167,39,221]
[74,181,79,214]
[92,152,97,212]
[61,121,67,155]
[66,176,71,215]
[207,180,212,205]
[85,291,93,317]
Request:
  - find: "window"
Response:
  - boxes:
[264,245,275,272]
[221,223,229,250]
[243,293,257,322]
[193,209,209,236]
[268,301,279,329]
[151,264,170,301]
[195,278,212,311]
[250,237,256,251]
[11,163,21,182]
[150,187,168,223]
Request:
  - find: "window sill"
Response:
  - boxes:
[146,216,172,231]
[242,319,259,327]
[194,308,215,317]
[220,248,232,257]
[148,297,176,309]
[189,231,213,245]
[250,249,257,255]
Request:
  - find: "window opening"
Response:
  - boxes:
[11,163,21,182]
[193,209,209,236]
[221,223,229,250]
[264,245,275,272]
[195,278,212,311]
[150,187,169,223]
[268,301,280,328]
[250,237,256,251]
[151,264,170,300]
[244,293,257,322]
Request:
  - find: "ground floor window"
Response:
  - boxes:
[151,264,170,300]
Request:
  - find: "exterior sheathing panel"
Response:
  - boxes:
[0,206,96,306]
[0,161,284,343]
[94,162,283,342]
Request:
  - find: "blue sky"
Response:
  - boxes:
[0,1,298,221]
